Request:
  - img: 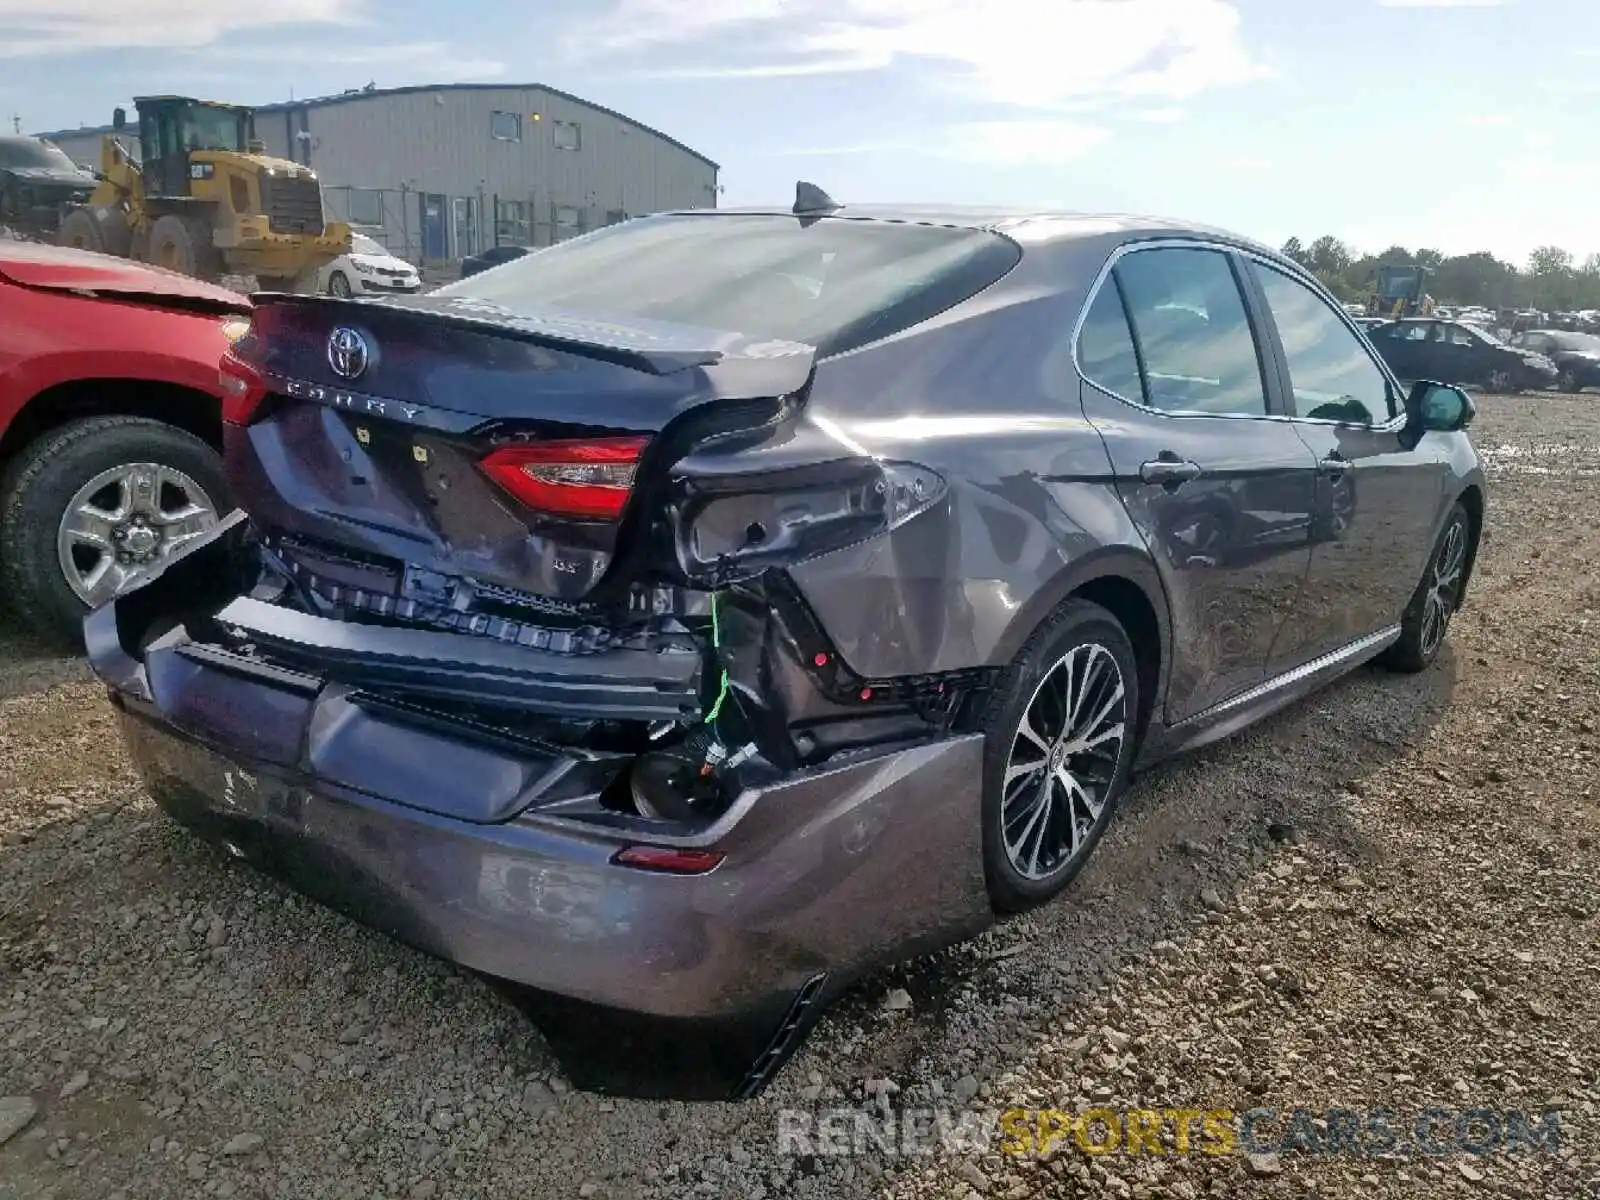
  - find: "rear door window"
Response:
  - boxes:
[1077,278,1144,401]
[436,214,1022,357]
[1111,247,1271,416]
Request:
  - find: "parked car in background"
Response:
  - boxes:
[1367,317,1559,393]
[1511,329,1600,393]
[0,241,240,641]
[0,136,96,238]
[86,198,1486,1100]
[314,232,421,298]
[458,243,530,278]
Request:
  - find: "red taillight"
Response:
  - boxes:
[479,437,648,521]
[612,845,725,875]
[218,347,268,426]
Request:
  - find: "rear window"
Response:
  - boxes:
[433,213,1022,356]
[0,139,80,172]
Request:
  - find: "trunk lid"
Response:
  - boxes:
[227,294,815,604]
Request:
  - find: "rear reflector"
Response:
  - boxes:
[612,846,725,875]
[218,347,269,426]
[480,437,648,521]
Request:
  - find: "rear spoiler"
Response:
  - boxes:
[256,292,816,379]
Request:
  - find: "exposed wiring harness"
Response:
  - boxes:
[703,590,731,727]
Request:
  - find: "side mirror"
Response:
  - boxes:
[112,107,126,131]
[1406,380,1475,435]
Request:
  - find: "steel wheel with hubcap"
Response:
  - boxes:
[981,599,1141,912]
[56,462,220,607]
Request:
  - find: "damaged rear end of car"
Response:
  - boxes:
[86,210,1023,1098]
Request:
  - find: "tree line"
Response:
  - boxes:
[1280,237,1600,313]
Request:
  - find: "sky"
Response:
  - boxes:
[3,0,1595,267]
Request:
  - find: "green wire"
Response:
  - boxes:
[704,591,730,725]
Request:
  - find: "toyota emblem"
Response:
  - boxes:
[327,327,369,380]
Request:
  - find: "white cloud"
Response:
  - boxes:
[1376,0,1507,7]
[1218,154,1271,173]
[573,0,1267,110]
[1467,113,1510,126]
[943,120,1110,165]
[0,0,361,56]
[779,119,1108,166]
[195,40,506,80]
[1132,107,1187,123]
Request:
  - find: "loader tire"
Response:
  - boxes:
[147,213,222,280]
[58,208,132,258]
[58,208,104,253]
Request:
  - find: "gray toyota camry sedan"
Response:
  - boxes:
[85,186,1485,1098]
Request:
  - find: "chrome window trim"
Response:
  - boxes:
[1071,236,1411,433]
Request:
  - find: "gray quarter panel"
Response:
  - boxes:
[782,235,1160,679]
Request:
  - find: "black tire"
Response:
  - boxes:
[980,599,1141,913]
[146,213,221,280]
[1381,502,1471,674]
[328,270,352,298]
[57,207,133,259]
[57,208,104,253]
[1557,369,1580,394]
[0,417,227,646]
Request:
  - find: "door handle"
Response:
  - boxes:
[1319,453,1351,476]
[1139,457,1203,487]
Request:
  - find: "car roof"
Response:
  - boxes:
[651,204,1278,253]
[0,240,249,308]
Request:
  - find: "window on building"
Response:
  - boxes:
[496,198,530,245]
[553,205,581,240]
[553,120,581,151]
[604,209,628,227]
[346,188,384,226]
[490,111,521,142]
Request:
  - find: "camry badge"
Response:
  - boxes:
[327,326,370,380]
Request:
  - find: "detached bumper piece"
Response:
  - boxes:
[84,517,993,1099]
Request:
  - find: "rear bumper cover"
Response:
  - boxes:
[86,517,992,1095]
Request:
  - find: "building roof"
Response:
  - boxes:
[34,82,719,171]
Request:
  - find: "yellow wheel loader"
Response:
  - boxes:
[56,96,351,290]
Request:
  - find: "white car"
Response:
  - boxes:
[315,233,421,298]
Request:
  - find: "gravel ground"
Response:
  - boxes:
[2,393,1598,1200]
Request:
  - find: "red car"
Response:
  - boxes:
[0,241,247,641]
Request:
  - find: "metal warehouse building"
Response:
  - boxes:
[35,83,720,266]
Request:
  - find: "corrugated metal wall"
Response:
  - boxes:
[34,86,717,269]
[38,129,106,166]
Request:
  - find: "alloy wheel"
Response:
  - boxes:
[1001,643,1128,881]
[1558,369,1578,393]
[1486,369,1513,393]
[1420,519,1467,659]
[55,462,220,607]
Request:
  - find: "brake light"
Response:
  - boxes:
[218,346,268,426]
[612,846,725,875]
[479,437,648,521]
